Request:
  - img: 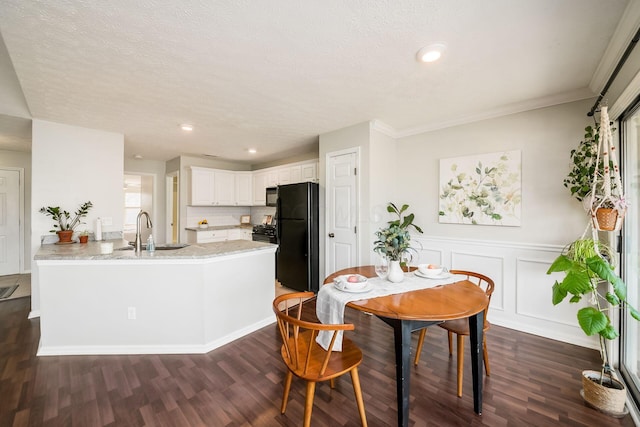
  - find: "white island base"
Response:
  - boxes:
[36,244,277,356]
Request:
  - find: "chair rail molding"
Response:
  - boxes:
[413,235,598,349]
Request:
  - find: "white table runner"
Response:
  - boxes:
[316,272,456,351]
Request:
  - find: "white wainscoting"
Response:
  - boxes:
[413,236,598,349]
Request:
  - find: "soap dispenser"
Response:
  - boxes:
[146,235,155,253]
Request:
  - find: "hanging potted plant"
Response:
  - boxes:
[373,203,423,283]
[564,108,627,231]
[547,238,640,415]
[39,201,93,244]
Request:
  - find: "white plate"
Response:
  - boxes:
[414,271,452,280]
[334,282,373,293]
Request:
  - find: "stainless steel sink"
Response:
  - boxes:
[153,244,190,250]
[116,243,190,251]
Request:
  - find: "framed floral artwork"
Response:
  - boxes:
[439,150,522,226]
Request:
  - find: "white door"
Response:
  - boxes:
[326,150,358,274]
[0,169,20,275]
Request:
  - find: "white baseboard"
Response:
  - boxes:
[36,315,276,356]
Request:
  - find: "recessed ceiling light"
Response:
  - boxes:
[180,124,194,131]
[416,43,446,63]
[248,148,257,154]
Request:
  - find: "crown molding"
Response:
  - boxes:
[370,120,398,138]
[610,67,640,120]
[388,88,594,139]
[589,0,640,94]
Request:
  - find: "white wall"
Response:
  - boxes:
[0,149,31,271]
[31,119,124,316]
[368,125,399,263]
[392,98,597,347]
[396,99,590,245]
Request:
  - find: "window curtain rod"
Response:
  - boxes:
[588,25,640,117]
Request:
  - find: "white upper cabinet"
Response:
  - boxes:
[278,168,291,185]
[253,171,268,205]
[301,162,317,182]
[192,160,318,207]
[213,170,235,205]
[235,172,253,206]
[266,170,279,187]
[190,167,241,206]
[190,167,215,205]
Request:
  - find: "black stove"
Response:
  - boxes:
[252,224,277,243]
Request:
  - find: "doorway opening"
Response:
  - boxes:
[123,174,154,244]
[166,172,179,244]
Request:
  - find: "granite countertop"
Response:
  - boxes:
[34,238,276,261]
[185,225,254,232]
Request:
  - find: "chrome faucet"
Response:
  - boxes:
[134,211,153,253]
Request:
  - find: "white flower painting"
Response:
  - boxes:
[439,150,522,226]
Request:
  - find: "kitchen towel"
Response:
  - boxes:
[315,272,456,351]
[95,218,102,241]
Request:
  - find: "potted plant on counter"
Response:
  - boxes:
[39,201,93,244]
[373,203,423,283]
[78,230,89,244]
[547,238,640,415]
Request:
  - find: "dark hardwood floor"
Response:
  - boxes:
[0,296,636,426]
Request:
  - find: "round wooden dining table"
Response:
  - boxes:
[324,266,489,427]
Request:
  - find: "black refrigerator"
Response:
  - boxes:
[276,182,319,293]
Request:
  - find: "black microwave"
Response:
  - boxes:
[266,186,278,206]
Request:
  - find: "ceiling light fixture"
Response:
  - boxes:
[180,124,194,131]
[416,43,446,63]
[248,148,257,154]
[133,154,143,160]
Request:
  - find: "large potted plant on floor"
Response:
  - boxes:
[547,238,639,415]
[39,201,93,243]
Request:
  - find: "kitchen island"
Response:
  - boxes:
[34,239,277,356]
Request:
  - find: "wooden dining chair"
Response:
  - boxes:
[273,292,368,427]
[413,270,494,398]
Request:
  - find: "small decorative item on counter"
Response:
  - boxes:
[147,235,155,253]
[78,230,89,244]
[198,219,208,229]
[100,242,113,254]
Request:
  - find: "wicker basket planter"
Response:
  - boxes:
[581,370,627,416]
[593,208,626,232]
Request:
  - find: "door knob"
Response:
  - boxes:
[328,233,335,238]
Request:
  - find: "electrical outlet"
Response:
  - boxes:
[101,217,113,226]
[127,306,136,320]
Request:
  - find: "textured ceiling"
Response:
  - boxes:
[0,0,631,163]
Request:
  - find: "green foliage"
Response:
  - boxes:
[547,238,637,349]
[563,125,616,202]
[39,201,93,232]
[374,203,423,261]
